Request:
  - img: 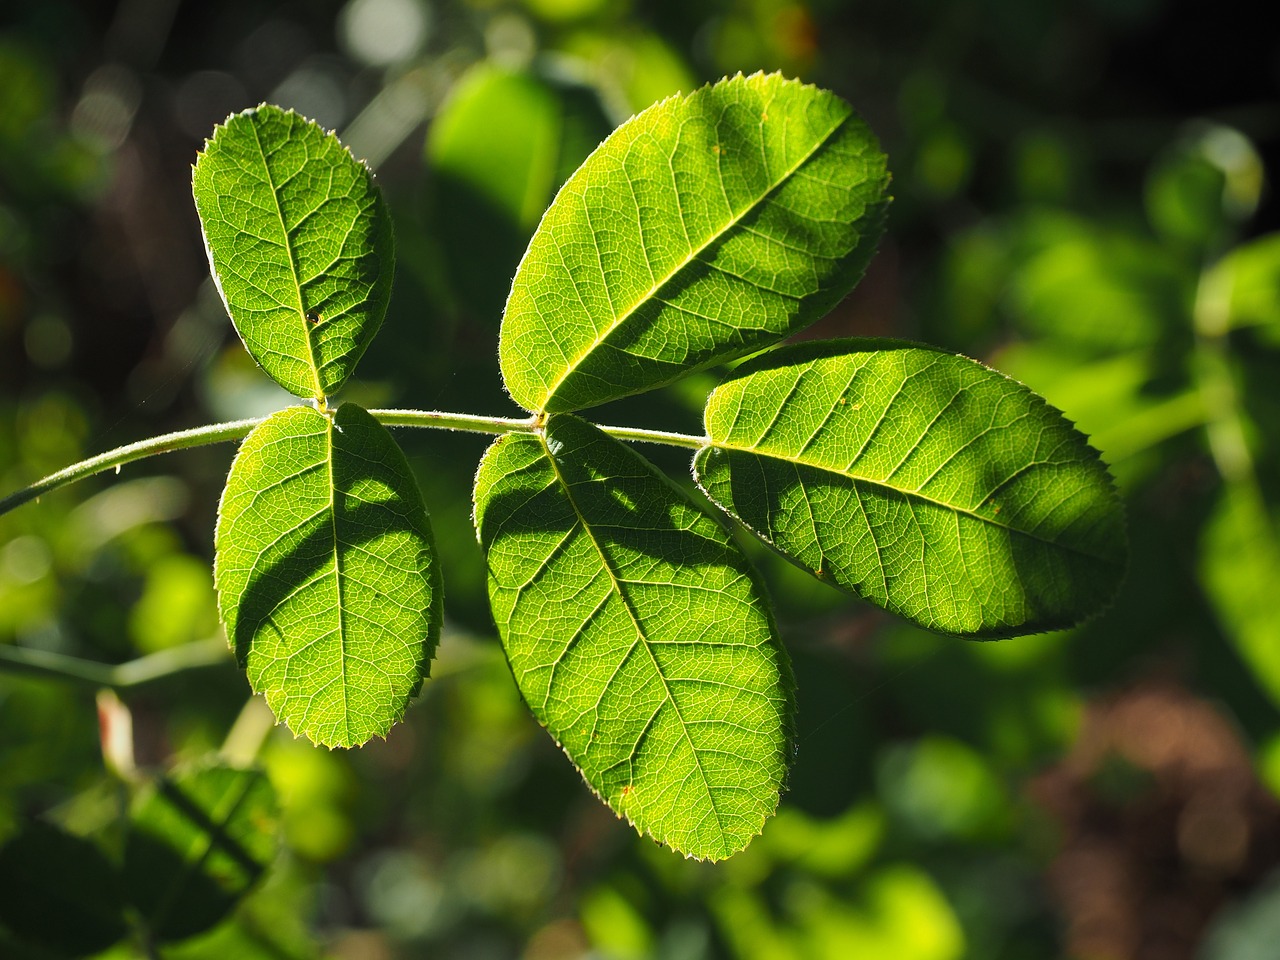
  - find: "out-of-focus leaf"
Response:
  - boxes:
[129,553,220,653]
[500,71,890,414]
[876,736,1006,840]
[558,29,696,113]
[1145,146,1227,247]
[694,340,1128,637]
[993,343,1205,474]
[424,63,612,323]
[193,105,394,400]
[1209,234,1280,334]
[0,820,127,957]
[124,764,279,943]
[1007,211,1187,352]
[712,864,965,960]
[1200,483,1280,707]
[473,414,792,860]
[214,403,441,747]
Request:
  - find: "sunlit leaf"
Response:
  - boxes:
[193,104,394,400]
[124,764,279,943]
[1201,482,1280,706]
[0,820,127,957]
[214,403,441,747]
[694,340,1127,637]
[500,71,890,414]
[473,414,792,859]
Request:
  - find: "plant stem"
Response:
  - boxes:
[368,408,538,435]
[0,639,229,689]
[0,417,264,518]
[593,422,708,450]
[369,408,707,449]
[1,409,709,519]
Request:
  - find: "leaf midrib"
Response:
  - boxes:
[536,105,852,412]
[704,439,1118,566]
[537,429,727,854]
[249,113,324,401]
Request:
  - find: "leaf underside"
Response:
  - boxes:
[215,403,441,747]
[193,104,394,400]
[694,340,1128,637]
[473,414,793,860]
[500,71,890,414]
[124,764,279,943]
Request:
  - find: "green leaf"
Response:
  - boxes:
[500,71,890,414]
[1201,483,1280,706]
[214,403,441,746]
[0,820,128,957]
[124,764,279,943]
[693,340,1127,637]
[473,414,792,859]
[193,104,394,400]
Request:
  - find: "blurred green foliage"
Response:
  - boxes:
[2,0,1279,958]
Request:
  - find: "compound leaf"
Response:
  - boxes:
[500,71,890,414]
[193,104,394,401]
[215,403,441,747]
[473,414,792,860]
[124,764,279,944]
[694,340,1127,637]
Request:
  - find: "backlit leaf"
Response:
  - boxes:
[500,71,890,414]
[694,340,1127,637]
[124,764,279,943]
[193,104,394,400]
[214,403,441,746]
[473,414,792,859]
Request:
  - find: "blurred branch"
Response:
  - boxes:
[0,639,230,689]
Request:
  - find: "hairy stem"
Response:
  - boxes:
[0,418,264,518]
[1,408,708,519]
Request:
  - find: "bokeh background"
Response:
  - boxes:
[3,1,1280,958]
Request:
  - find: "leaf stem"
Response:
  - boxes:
[366,408,538,434]
[593,423,708,450]
[1,409,708,521]
[0,639,229,689]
